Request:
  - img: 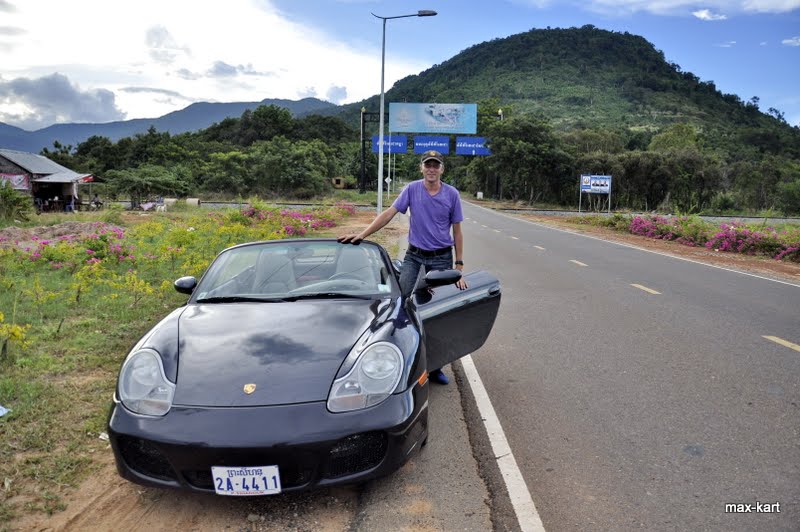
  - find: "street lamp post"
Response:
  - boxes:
[372,9,437,214]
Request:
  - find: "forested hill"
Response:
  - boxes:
[344,25,798,157]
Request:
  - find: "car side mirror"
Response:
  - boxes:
[413,269,461,295]
[174,276,197,295]
[392,259,402,275]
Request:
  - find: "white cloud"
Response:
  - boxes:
[692,9,727,20]
[145,25,190,65]
[0,73,126,130]
[0,25,25,35]
[575,0,800,15]
[326,86,348,104]
[715,41,737,47]
[741,0,800,12]
[782,36,800,46]
[0,0,427,125]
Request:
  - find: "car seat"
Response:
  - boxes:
[252,251,297,294]
[335,246,378,286]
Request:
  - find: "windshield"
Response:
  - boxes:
[193,240,396,302]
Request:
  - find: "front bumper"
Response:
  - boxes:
[107,383,428,494]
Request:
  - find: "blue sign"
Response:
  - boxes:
[580,174,612,194]
[389,103,478,134]
[413,136,450,154]
[455,137,491,156]
[372,135,408,154]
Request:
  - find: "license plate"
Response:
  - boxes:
[211,465,282,496]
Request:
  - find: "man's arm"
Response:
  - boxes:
[452,222,464,267]
[452,222,468,289]
[338,206,399,244]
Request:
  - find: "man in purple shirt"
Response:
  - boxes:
[338,150,467,384]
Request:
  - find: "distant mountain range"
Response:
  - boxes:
[0,98,339,153]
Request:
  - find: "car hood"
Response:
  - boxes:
[172,299,388,407]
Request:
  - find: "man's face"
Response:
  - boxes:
[421,159,444,182]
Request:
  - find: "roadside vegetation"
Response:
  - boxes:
[0,200,356,526]
[568,213,800,262]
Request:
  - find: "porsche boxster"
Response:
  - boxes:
[107,238,500,496]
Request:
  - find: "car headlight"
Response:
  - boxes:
[327,341,403,413]
[118,348,175,416]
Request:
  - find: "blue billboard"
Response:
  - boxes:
[371,135,408,154]
[389,103,478,134]
[413,136,450,154]
[580,174,612,194]
[455,137,491,156]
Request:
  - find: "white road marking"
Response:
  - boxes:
[631,283,661,295]
[534,246,546,251]
[511,236,520,240]
[570,260,588,267]
[494,229,501,233]
[462,355,546,532]
[763,335,800,353]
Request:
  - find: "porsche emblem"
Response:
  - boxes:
[243,383,257,395]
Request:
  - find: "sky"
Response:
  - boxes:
[1,0,799,132]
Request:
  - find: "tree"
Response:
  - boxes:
[0,182,34,221]
[648,123,699,152]
[249,137,333,198]
[237,105,294,146]
[292,115,356,143]
[472,116,573,203]
[197,151,250,194]
[777,179,800,215]
[104,164,188,206]
[40,141,75,168]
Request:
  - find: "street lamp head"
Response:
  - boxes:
[373,10,437,20]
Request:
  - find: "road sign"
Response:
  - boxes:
[372,135,408,154]
[384,178,392,184]
[455,137,491,156]
[413,136,450,154]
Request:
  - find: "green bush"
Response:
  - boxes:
[776,180,800,216]
[0,185,34,224]
[710,191,738,213]
[100,203,124,225]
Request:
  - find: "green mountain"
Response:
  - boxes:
[340,25,797,158]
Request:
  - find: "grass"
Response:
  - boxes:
[0,200,359,525]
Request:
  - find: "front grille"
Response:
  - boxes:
[118,436,176,481]
[324,431,387,479]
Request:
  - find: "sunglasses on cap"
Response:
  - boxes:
[423,160,442,168]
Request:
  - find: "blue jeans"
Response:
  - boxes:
[398,248,453,298]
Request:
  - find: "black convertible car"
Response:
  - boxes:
[108,238,500,496]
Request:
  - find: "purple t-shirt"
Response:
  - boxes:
[392,180,464,250]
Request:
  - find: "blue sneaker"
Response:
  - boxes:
[429,369,449,385]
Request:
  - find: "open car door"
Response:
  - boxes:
[415,270,501,371]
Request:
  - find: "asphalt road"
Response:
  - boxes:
[458,202,799,531]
